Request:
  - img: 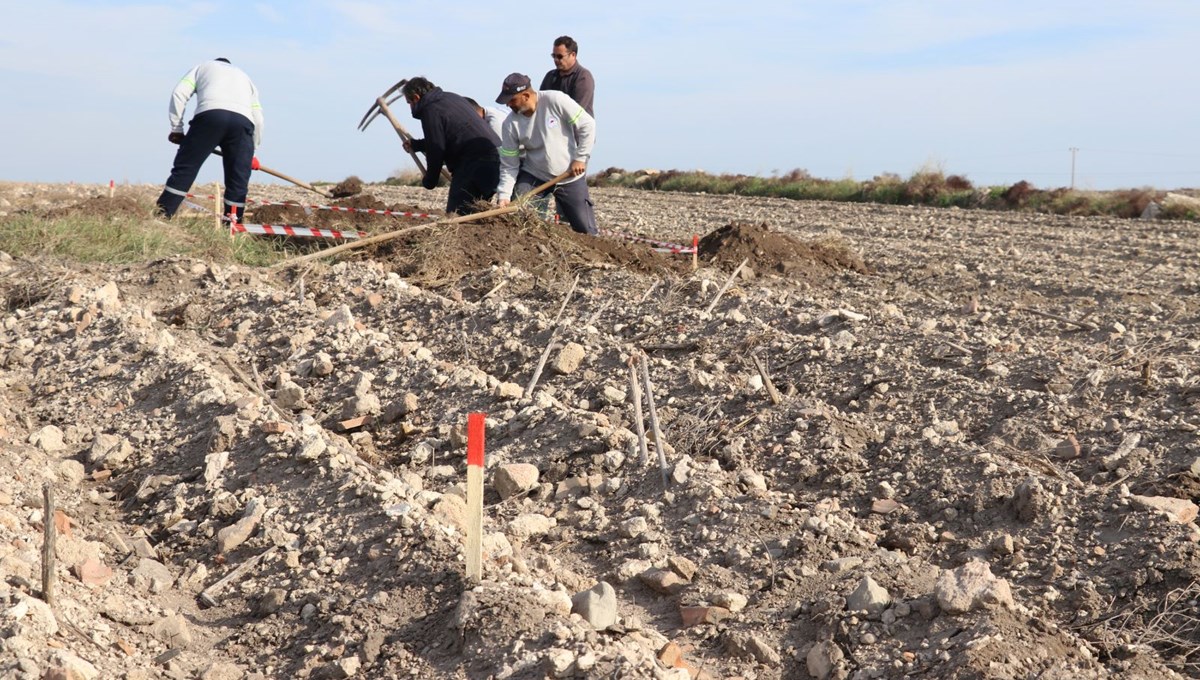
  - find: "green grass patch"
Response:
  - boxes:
[0,208,291,266]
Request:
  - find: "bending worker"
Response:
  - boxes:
[401,77,500,214]
[494,73,597,235]
[155,58,262,223]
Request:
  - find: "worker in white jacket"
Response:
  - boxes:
[494,73,597,235]
[155,58,263,223]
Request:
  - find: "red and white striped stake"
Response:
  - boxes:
[108,179,114,199]
[692,234,699,270]
[465,412,486,583]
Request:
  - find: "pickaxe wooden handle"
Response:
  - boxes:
[374,97,453,182]
[211,150,332,199]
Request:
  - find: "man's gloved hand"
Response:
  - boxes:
[168,132,185,144]
[251,156,260,171]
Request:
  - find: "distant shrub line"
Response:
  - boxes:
[579,168,1196,221]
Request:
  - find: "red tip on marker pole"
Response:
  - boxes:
[467,412,486,467]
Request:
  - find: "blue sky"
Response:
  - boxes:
[2,1,1198,190]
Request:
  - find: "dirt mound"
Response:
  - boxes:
[377,214,688,286]
[44,195,148,219]
[329,176,363,198]
[698,221,870,279]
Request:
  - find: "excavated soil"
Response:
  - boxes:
[698,221,871,279]
[1,180,1200,680]
[330,176,364,199]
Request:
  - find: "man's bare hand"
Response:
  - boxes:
[402,139,413,153]
[569,160,586,176]
[498,199,510,208]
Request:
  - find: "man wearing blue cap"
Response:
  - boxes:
[494,73,597,235]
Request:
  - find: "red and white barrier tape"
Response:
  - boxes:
[232,223,365,239]
[600,228,696,254]
[182,199,363,239]
[181,192,437,220]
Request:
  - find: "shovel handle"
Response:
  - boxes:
[210,149,331,199]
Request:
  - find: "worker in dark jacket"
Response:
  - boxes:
[401,77,500,214]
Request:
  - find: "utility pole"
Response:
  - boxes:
[1069,147,1079,189]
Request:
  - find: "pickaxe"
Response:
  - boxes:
[358,79,452,182]
[211,149,332,199]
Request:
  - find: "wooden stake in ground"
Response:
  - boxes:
[275,171,572,269]
[629,355,650,466]
[524,273,580,397]
[752,354,782,405]
[639,354,670,489]
[704,257,749,315]
[465,412,486,584]
[213,182,221,233]
[41,483,56,608]
[691,234,699,271]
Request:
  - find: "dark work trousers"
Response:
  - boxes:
[514,169,597,235]
[446,156,500,215]
[156,109,255,222]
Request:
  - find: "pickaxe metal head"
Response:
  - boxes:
[357,79,408,131]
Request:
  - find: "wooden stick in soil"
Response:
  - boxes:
[525,273,581,397]
[628,355,650,466]
[704,257,750,315]
[274,171,572,269]
[1013,306,1099,331]
[198,545,278,607]
[41,483,56,608]
[213,182,221,234]
[639,354,670,489]
[752,354,782,405]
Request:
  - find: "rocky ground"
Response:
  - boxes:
[1,180,1199,679]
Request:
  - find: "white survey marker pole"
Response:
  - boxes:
[465,412,486,584]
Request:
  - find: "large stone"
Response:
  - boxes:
[216,497,267,553]
[639,568,687,595]
[508,513,555,540]
[10,593,59,636]
[57,460,86,488]
[495,382,524,400]
[1130,495,1199,524]
[50,650,99,680]
[935,561,1014,614]
[806,640,844,679]
[846,576,891,618]
[88,433,134,466]
[725,632,781,667]
[571,581,618,630]
[131,559,174,593]
[275,381,308,410]
[551,342,586,374]
[432,494,467,532]
[150,612,193,649]
[74,557,113,587]
[494,463,539,500]
[29,425,66,452]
